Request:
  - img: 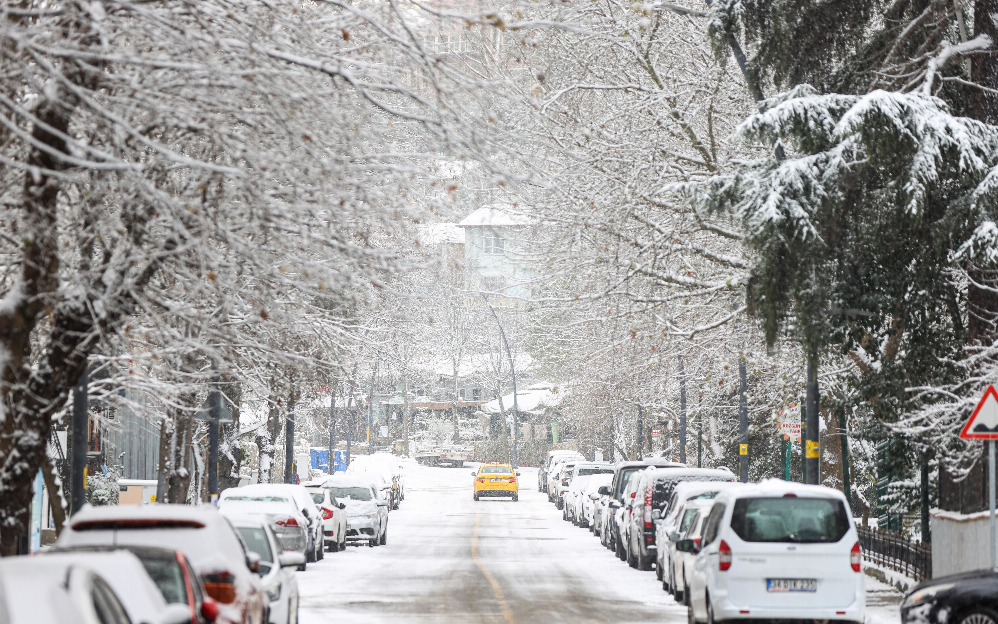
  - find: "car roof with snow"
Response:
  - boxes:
[713,478,850,504]
[310,474,381,489]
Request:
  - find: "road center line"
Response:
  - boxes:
[472,511,516,624]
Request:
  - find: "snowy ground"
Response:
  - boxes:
[297,463,903,624]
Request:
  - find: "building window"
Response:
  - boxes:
[472,388,481,401]
[481,275,506,295]
[482,231,504,255]
[421,33,468,54]
[459,389,466,400]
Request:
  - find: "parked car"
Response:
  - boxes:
[901,568,998,624]
[606,460,685,561]
[563,463,613,523]
[34,550,193,624]
[57,504,267,624]
[52,544,221,624]
[539,450,585,493]
[218,485,316,568]
[665,500,714,603]
[547,457,580,504]
[304,482,348,552]
[580,473,614,529]
[225,514,304,624]
[685,480,865,624]
[347,453,404,510]
[656,481,744,590]
[320,474,389,546]
[625,467,737,571]
[0,556,140,624]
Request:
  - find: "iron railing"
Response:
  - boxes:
[857,525,932,581]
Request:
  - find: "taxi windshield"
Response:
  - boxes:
[481,466,512,475]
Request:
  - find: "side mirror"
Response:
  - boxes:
[339,502,346,510]
[652,509,661,520]
[245,551,261,573]
[609,500,621,509]
[676,538,699,554]
[377,501,388,507]
[516,472,521,476]
[597,486,609,496]
[200,598,221,623]
[669,532,681,542]
[471,471,477,476]
[302,508,311,518]
[589,493,600,500]
[279,552,307,568]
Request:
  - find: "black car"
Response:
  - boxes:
[605,460,685,562]
[902,568,998,624]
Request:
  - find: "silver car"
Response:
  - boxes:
[225,513,304,624]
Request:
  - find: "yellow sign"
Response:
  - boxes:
[149,495,157,503]
[739,444,748,456]
[83,467,88,490]
[806,440,820,458]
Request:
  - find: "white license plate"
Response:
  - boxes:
[490,478,498,482]
[767,578,817,593]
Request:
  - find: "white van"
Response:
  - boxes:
[684,480,864,624]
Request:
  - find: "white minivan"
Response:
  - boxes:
[684,480,864,624]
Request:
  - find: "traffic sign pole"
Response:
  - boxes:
[991,440,996,569]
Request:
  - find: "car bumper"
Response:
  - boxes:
[476,489,518,497]
[711,591,864,622]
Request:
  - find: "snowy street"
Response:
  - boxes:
[298,464,903,624]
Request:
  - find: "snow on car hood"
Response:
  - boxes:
[342,499,378,516]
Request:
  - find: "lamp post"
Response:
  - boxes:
[481,294,518,468]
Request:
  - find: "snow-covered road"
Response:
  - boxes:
[297,463,903,624]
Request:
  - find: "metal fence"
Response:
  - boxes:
[857,526,932,581]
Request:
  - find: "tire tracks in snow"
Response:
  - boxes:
[472,511,517,624]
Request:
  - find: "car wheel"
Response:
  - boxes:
[512,494,518,502]
[298,562,306,572]
[616,534,627,561]
[683,585,691,607]
[380,529,387,546]
[318,539,324,560]
[369,539,377,547]
[474,493,480,501]
[960,610,998,624]
[627,542,638,569]
[288,594,298,624]
[655,559,663,581]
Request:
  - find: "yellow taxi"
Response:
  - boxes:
[472,463,520,501]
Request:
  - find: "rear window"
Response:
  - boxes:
[678,508,699,534]
[137,557,186,605]
[223,495,289,503]
[730,497,850,543]
[327,487,372,501]
[309,492,324,504]
[652,476,734,508]
[577,467,612,476]
[482,466,512,474]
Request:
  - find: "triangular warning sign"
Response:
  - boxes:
[961,385,998,439]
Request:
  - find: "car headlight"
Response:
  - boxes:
[903,583,954,607]
[266,581,282,602]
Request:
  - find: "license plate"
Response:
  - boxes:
[490,478,497,482]
[767,578,817,593]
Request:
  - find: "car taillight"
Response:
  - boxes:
[851,541,862,572]
[693,537,701,547]
[643,484,653,528]
[275,517,299,527]
[477,477,485,483]
[509,476,516,483]
[202,572,237,604]
[719,539,732,571]
[321,507,333,520]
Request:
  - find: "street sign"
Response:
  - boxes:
[960,385,998,439]
[780,406,802,441]
[962,385,998,569]
[651,428,662,437]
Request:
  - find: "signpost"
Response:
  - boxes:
[779,405,802,482]
[960,385,998,568]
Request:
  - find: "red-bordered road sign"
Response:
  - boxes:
[960,385,998,440]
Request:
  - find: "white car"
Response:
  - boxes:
[320,475,389,546]
[219,485,312,569]
[685,480,865,624]
[304,482,348,552]
[564,463,613,524]
[225,514,304,624]
[579,473,613,529]
[665,499,714,602]
[657,481,745,590]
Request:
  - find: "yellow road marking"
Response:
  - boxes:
[472,512,516,624]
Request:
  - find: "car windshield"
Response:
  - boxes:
[327,487,373,501]
[236,526,274,574]
[222,495,289,503]
[137,557,186,605]
[577,467,611,476]
[730,497,850,543]
[482,466,512,474]
[678,508,699,534]
[652,477,734,509]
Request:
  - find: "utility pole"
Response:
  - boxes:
[697,392,703,468]
[801,398,808,484]
[805,353,820,485]
[328,383,337,474]
[636,405,644,459]
[284,388,296,484]
[70,366,89,515]
[679,356,687,465]
[839,408,852,507]
[738,352,748,483]
[482,294,519,468]
[368,357,379,455]
[207,371,221,503]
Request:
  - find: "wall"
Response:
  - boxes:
[931,509,994,578]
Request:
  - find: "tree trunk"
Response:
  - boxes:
[218,381,242,492]
[451,362,460,443]
[256,391,283,484]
